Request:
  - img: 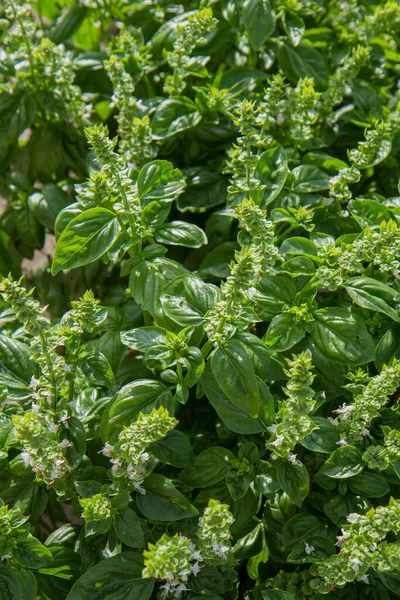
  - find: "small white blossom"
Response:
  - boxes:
[48,422,58,433]
[350,557,361,573]
[101,442,113,457]
[267,424,277,433]
[337,438,348,446]
[305,542,315,555]
[360,574,369,584]
[272,435,284,448]
[29,376,40,390]
[58,438,72,448]
[190,561,201,576]
[288,454,298,465]
[361,427,369,436]
[327,417,339,426]
[110,458,121,472]
[140,452,150,463]
[347,513,360,524]
[21,451,35,468]
[333,404,354,420]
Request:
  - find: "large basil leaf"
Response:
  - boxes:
[52,208,121,275]
[312,308,375,365]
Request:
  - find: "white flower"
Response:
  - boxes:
[337,439,348,446]
[48,422,58,433]
[369,543,378,552]
[110,458,121,472]
[21,452,34,468]
[191,550,203,562]
[140,452,150,463]
[360,574,369,584]
[190,562,201,576]
[166,572,174,581]
[361,427,369,436]
[347,513,360,524]
[350,557,361,573]
[267,424,277,433]
[133,482,146,495]
[31,403,40,415]
[327,417,339,426]
[272,435,284,448]
[336,528,350,547]
[58,438,72,448]
[288,454,298,465]
[178,569,190,582]
[101,442,113,457]
[63,364,72,373]
[305,542,315,555]
[333,404,354,420]
[175,584,188,597]
[29,376,40,390]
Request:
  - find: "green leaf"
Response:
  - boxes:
[281,514,328,551]
[52,208,121,275]
[254,275,297,319]
[264,313,307,352]
[12,535,52,569]
[201,364,269,434]
[137,160,186,204]
[345,277,400,322]
[121,327,167,352]
[0,565,37,600]
[319,447,364,479]
[349,199,393,228]
[289,165,330,192]
[287,535,335,563]
[137,474,198,521]
[348,472,390,498]
[243,0,275,50]
[211,338,260,418]
[151,430,194,467]
[129,256,187,317]
[66,552,153,600]
[180,447,234,488]
[277,460,309,507]
[300,417,339,453]
[277,42,329,90]
[161,274,221,326]
[154,221,207,247]
[177,168,227,213]
[152,98,202,140]
[262,591,295,600]
[255,146,288,207]
[323,494,372,527]
[100,380,174,442]
[113,508,144,548]
[312,308,375,365]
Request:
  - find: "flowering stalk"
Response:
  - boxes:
[310,498,400,593]
[197,499,234,566]
[102,407,177,494]
[267,351,316,460]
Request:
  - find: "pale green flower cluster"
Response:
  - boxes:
[143,533,201,598]
[204,198,277,344]
[69,290,106,333]
[79,493,113,522]
[12,411,72,488]
[310,498,400,593]
[197,499,234,565]
[267,351,316,459]
[163,8,217,95]
[321,46,370,113]
[104,54,156,168]
[316,220,400,289]
[103,407,177,493]
[288,77,321,145]
[331,360,400,444]
[84,124,145,246]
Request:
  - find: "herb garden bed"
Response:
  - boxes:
[0,1,400,599]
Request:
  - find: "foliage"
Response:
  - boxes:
[0,1,400,599]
